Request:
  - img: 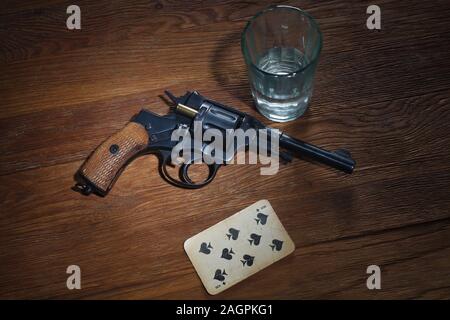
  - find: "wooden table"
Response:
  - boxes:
[1,0,449,299]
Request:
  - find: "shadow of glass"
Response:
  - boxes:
[209,29,256,109]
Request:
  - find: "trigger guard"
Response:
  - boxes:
[180,163,219,187]
[159,156,192,189]
[158,155,219,189]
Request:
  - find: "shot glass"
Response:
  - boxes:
[241,5,322,122]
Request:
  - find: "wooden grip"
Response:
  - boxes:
[79,122,149,194]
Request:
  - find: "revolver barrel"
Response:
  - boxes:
[279,133,355,174]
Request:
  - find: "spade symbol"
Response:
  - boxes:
[270,239,284,251]
[221,248,235,260]
[226,228,240,240]
[241,254,255,267]
[255,212,268,225]
[213,269,228,283]
[199,242,213,254]
[248,233,261,246]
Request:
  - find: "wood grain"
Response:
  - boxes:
[0,0,450,299]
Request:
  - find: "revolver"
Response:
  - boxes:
[74,90,355,196]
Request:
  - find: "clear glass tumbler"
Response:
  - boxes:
[241,5,322,122]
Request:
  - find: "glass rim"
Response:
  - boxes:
[241,5,323,77]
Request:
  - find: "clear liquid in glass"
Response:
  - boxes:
[251,47,313,122]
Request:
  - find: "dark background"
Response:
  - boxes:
[0,0,449,299]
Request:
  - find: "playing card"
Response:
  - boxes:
[184,199,295,295]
